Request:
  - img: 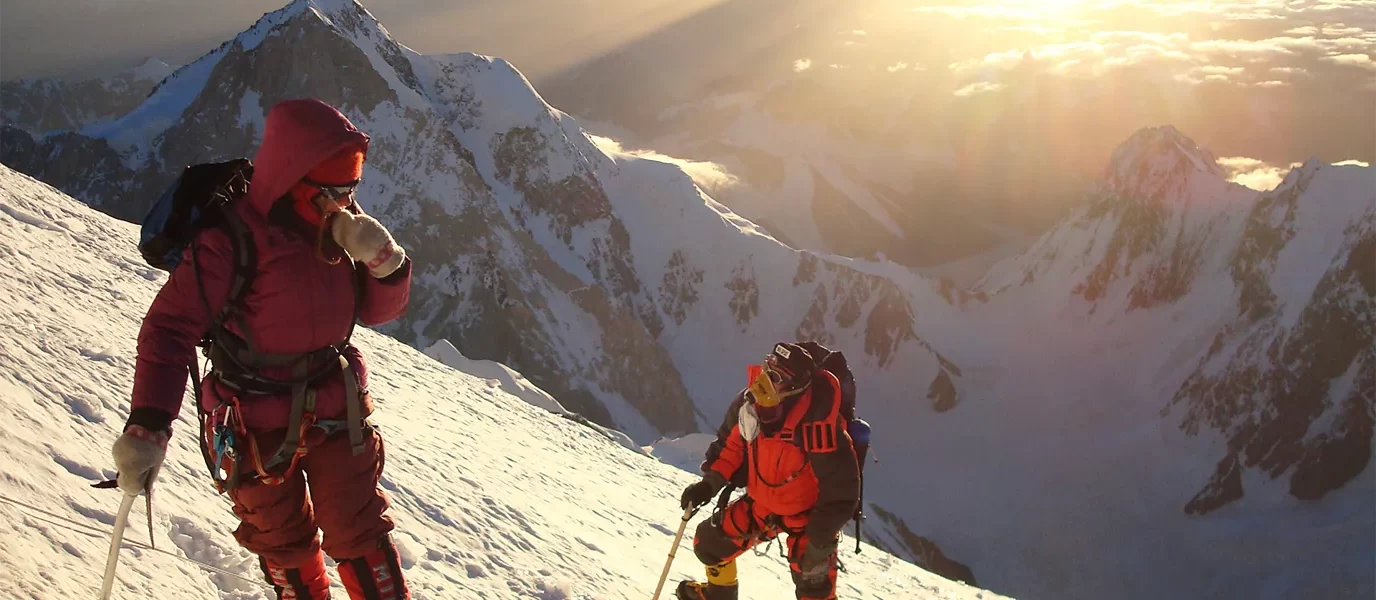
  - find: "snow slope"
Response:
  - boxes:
[0,164,1000,599]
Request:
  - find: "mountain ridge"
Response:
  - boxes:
[1,57,173,138]
[1,2,1371,599]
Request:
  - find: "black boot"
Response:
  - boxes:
[675,580,739,600]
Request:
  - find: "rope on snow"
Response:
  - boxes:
[0,492,271,590]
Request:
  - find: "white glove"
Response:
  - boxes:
[331,211,406,278]
[111,426,168,495]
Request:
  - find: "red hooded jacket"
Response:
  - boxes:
[128,98,411,433]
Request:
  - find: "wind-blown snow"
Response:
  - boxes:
[0,165,998,599]
[120,58,176,85]
[424,340,568,415]
[422,340,644,455]
[646,434,716,474]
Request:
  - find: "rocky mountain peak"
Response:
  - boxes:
[1104,125,1228,204]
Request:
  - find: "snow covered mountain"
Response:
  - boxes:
[2,1,1371,599]
[974,126,1373,515]
[0,164,999,599]
[1,58,174,134]
[903,126,1371,599]
[0,0,964,447]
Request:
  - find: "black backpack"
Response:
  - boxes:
[797,341,872,553]
[138,158,261,345]
[139,158,255,275]
[138,158,264,371]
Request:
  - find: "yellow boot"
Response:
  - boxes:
[675,561,738,600]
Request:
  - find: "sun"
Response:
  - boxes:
[1005,0,1089,17]
[1035,0,1086,15]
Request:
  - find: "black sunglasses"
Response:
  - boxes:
[302,177,360,201]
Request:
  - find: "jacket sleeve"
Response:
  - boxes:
[804,413,861,543]
[129,230,234,432]
[356,257,411,326]
[701,391,748,484]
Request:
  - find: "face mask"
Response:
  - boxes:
[748,364,807,410]
[739,402,761,441]
[748,366,785,409]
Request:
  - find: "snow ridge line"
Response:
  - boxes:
[0,493,271,591]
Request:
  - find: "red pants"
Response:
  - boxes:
[692,498,840,600]
[226,426,395,567]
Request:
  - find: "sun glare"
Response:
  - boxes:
[1024,0,1086,17]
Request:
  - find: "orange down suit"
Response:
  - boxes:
[693,368,861,599]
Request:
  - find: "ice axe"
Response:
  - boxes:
[93,474,155,599]
[98,490,137,599]
[651,507,695,600]
[93,475,156,549]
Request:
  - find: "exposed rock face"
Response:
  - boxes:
[869,504,978,586]
[787,252,960,406]
[0,127,139,221]
[928,369,958,413]
[1184,453,1245,515]
[979,126,1254,316]
[973,126,1371,529]
[935,277,988,306]
[1063,129,1246,312]
[726,262,760,329]
[1071,195,1166,305]
[1,58,173,134]
[1169,163,1375,512]
[660,250,704,327]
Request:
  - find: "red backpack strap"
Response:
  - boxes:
[798,370,843,453]
[776,386,814,443]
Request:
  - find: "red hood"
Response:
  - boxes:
[247,98,370,215]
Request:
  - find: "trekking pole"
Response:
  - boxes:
[146,492,156,551]
[651,508,695,600]
[144,472,156,551]
[99,491,138,599]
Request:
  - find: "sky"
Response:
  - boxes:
[0,0,732,81]
[9,1,1375,86]
[2,0,1372,193]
